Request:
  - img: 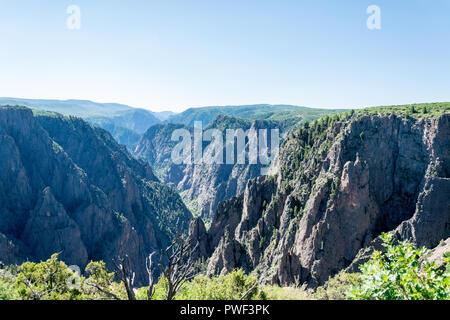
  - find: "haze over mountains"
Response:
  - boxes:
[0,98,448,292]
[165,104,345,127]
[0,98,346,220]
[0,98,344,149]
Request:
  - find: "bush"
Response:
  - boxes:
[314,272,361,300]
[0,277,18,300]
[15,254,85,300]
[83,261,127,300]
[349,233,450,300]
[135,269,264,300]
[178,269,264,300]
[262,285,311,300]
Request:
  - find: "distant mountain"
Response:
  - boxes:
[85,120,142,150]
[0,98,133,118]
[188,103,450,288]
[0,99,346,152]
[0,106,192,284]
[134,111,333,221]
[0,98,163,150]
[167,104,345,127]
[86,109,161,149]
[153,110,176,121]
[87,108,161,134]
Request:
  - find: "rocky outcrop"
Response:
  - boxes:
[22,187,88,267]
[134,115,281,220]
[427,238,450,267]
[206,236,249,276]
[190,111,450,288]
[188,217,210,262]
[0,106,192,284]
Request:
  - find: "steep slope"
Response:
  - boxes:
[189,104,450,288]
[134,115,281,220]
[0,106,191,284]
[87,108,161,134]
[133,123,192,180]
[86,109,161,150]
[85,120,142,150]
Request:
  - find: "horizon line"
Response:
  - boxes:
[1,96,449,114]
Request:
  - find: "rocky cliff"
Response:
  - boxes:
[189,107,450,288]
[134,115,281,220]
[0,106,192,284]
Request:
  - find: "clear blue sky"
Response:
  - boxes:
[0,0,449,112]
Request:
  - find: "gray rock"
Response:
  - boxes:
[0,106,192,285]
[191,112,450,288]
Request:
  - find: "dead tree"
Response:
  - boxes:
[85,256,137,300]
[113,255,136,300]
[157,232,197,300]
[145,252,156,300]
[240,281,258,300]
[88,231,198,300]
[85,282,121,301]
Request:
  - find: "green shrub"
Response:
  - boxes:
[177,269,264,300]
[313,272,361,300]
[83,261,127,300]
[0,276,19,300]
[135,269,264,300]
[15,254,85,300]
[262,285,311,300]
[349,233,450,300]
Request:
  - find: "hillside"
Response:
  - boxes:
[0,98,162,150]
[86,109,161,149]
[0,98,134,118]
[135,115,291,220]
[167,104,345,127]
[87,108,161,134]
[0,106,192,284]
[136,106,345,220]
[188,103,450,288]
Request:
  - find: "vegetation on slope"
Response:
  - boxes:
[349,233,450,300]
[167,104,346,127]
[356,102,450,118]
[0,99,162,151]
[282,102,450,192]
[0,233,447,300]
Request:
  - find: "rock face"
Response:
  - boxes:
[189,112,450,288]
[427,238,450,267]
[23,187,88,266]
[134,115,282,220]
[0,106,192,284]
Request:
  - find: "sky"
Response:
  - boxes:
[0,0,449,112]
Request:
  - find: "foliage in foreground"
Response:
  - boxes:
[0,234,448,300]
[0,256,264,300]
[136,269,265,300]
[349,233,449,300]
[0,276,19,300]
